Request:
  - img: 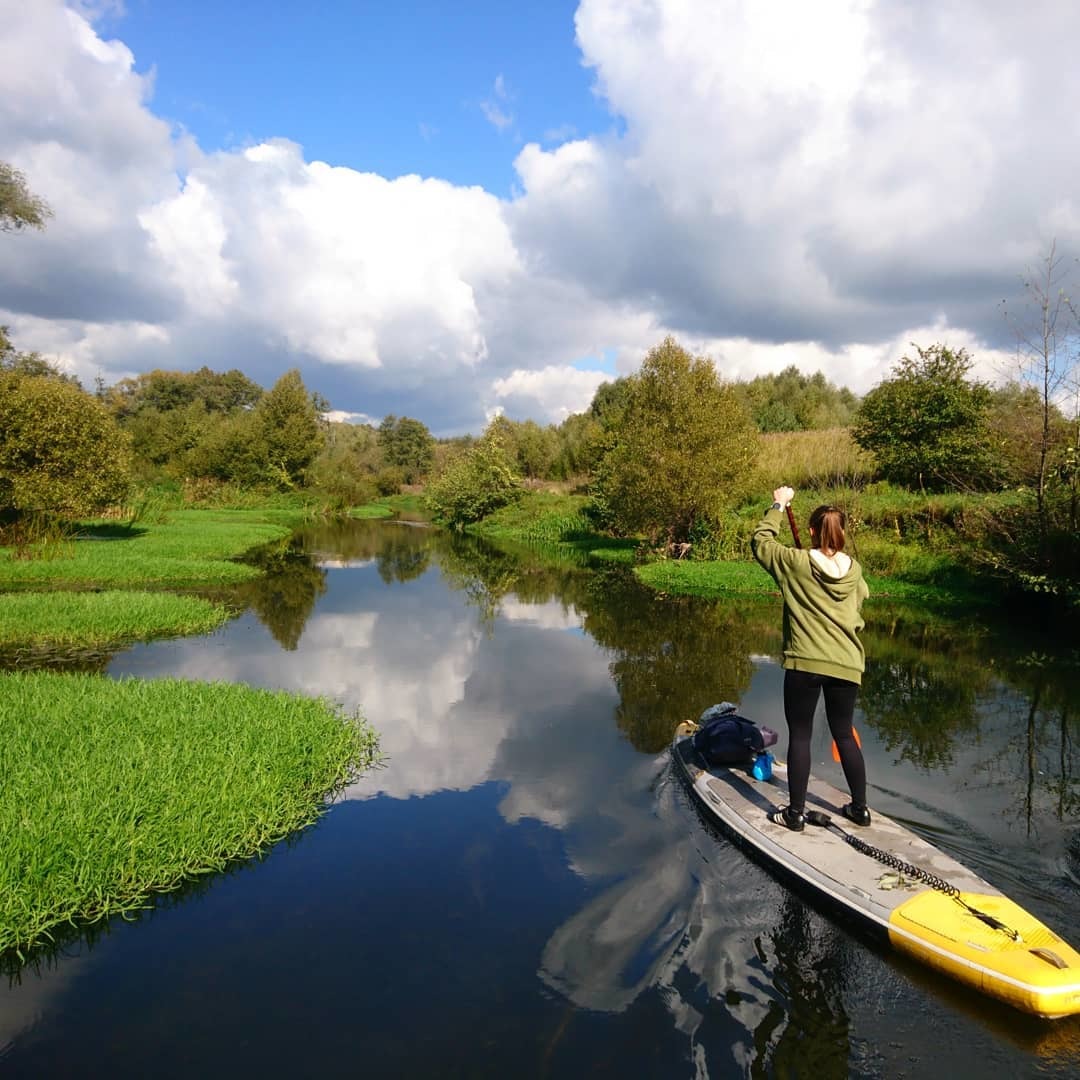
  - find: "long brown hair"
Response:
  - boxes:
[809,505,846,554]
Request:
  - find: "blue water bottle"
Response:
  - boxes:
[751,751,774,781]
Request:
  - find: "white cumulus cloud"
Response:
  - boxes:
[1,0,1079,433]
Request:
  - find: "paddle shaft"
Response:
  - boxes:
[784,504,802,549]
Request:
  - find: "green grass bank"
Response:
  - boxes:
[0,672,380,958]
[0,508,302,590]
[0,506,315,651]
[0,590,230,650]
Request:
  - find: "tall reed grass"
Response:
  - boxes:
[752,428,877,490]
[0,672,380,959]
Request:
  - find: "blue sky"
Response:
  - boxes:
[2,2,1079,434]
[100,1,613,196]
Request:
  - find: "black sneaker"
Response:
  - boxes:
[768,806,805,832]
[842,803,872,827]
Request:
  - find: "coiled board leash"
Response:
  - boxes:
[804,810,1023,941]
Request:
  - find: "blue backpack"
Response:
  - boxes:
[692,703,769,766]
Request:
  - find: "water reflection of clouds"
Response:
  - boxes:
[111,582,606,806]
[498,598,584,631]
[110,571,764,1035]
[0,956,88,1059]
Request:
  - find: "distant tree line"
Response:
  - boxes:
[3,159,1078,585]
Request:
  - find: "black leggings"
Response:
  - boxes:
[783,668,866,813]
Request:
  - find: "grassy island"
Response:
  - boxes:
[0,672,379,958]
[0,507,308,649]
[0,590,230,650]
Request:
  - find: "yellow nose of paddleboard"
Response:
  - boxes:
[889,890,1080,1019]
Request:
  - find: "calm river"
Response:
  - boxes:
[2,518,1078,1078]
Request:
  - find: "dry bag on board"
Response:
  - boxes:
[692,702,776,767]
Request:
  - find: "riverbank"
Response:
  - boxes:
[0,590,230,650]
[465,489,1005,612]
[0,506,310,648]
[0,672,380,958]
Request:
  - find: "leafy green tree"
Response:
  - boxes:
[252,369,325,489]
[103,367,263,421]
[594,337,758,544]
[175,411,259,485]
[589,376,633,429]
[0,371,132,518]
[852,344,993,492]
[552,411,603,480]
[735,365,859,432]
[484,416,560,479]
[0,161,52,232]
[308,422,380,506]
[512,419,560,479]
[425,423,521,529]
[377,414,435,483]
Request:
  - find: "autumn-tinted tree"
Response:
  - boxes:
[594,337,758,543]
[589,376,633,429]
[1,327,79,385]
[308,421,380,506]
[987,381,1065,490]
[551,411,603,480]
[0,370,132,518]
[1001,241,1080,547]
[852,344,993,492]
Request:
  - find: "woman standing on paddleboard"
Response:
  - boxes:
[751,486,870,833]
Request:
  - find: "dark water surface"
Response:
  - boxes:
[2,519,1079,1078]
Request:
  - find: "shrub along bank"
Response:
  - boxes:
[0,673,380,959]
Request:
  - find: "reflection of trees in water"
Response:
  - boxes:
[375,528,431,584]
[431,526,1078,801]
[436,533,591,633]
[434,536,772,753]
[582,571,771,753]
[436,534,522,632]
[236,539,327,651]
[748,895,853,1080]
[859,617,989,770]
[973,666,1079,835]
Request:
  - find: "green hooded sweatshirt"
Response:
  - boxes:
[751,506,869,684]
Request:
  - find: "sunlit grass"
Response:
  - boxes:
[634,552,986,607]
[349,503,394,519]
[0,509,301,589]
[636,559,773,596]
[0,672,380,959]
[0,591,231,648]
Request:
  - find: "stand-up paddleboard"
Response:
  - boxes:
[672,722,1080,1019]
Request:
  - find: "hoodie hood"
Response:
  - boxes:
[808,549,861,601]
